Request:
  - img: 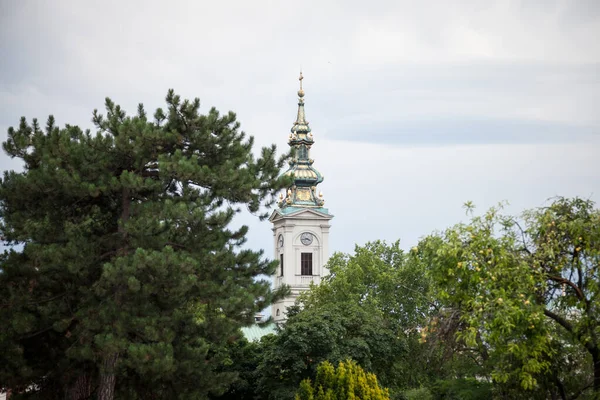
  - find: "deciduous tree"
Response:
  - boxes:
[255,241,440,399]
[419,198,600,398]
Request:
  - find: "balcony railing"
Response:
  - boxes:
[299,275,319,286]
[276,275,321,287]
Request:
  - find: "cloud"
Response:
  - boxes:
[325,117,598,146]
[311,138,600,253]
[1,0,599,255]
[238,136,600,255]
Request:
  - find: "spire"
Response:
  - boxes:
[292,71,310,135]
[278,73,328,212]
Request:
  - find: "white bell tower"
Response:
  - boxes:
[269,73,333,323]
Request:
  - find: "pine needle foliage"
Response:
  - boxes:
[0,90,290,399]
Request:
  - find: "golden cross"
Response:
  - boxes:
[299,71,303,90]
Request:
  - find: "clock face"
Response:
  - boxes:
[278,234,284,248]
[300,232,313,246]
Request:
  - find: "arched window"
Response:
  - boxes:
[276,309,280,316]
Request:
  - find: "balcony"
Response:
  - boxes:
[275,275,321,288]
[298,275,320,286]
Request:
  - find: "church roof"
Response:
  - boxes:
[241,322,277,342]
[269,206,333,222]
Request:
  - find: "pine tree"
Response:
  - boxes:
[0,90,290,399]
[295,360,390,400]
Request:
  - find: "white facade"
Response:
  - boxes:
[270,208,332,322]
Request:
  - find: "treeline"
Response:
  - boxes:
[212,198,600,400]
[0,92,598,399]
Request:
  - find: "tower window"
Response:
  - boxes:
[280,254,284,276]
[301,253,313,276]
[298,145,308,159]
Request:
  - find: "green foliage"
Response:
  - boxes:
[254,241,434,399]
[295,360,390,400]
[208,336,265,400]
[303,240,432,331]
[301,241,436,391]
[419,197,600,397]
[429,378,492,399]
[402,387,433,400]
[256,302,402,400]
[0,91,290,399]
[252,241,474,400]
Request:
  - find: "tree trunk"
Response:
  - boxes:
[65,373,92,400]
[97,353,118,400]
[594,350,600,393]
[96,188,128,400]
[554,377,566,400]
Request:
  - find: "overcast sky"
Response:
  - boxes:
[1,0,599,257]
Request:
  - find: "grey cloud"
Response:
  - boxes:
[323,118,599,146]
[1,0,599,255]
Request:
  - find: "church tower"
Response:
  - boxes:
[270,73,333,323]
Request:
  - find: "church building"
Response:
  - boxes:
[269,73,333,323]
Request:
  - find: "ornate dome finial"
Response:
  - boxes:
[291,72,310,133]
[298,71,305,98]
